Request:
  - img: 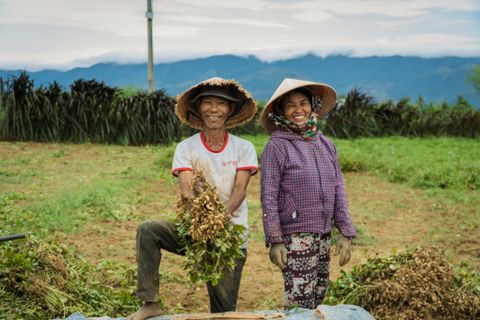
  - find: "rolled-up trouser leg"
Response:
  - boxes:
[135,220,183,302]
[206,249,247,312]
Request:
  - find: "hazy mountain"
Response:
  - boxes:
[1,54,479,105]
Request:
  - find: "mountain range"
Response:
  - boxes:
[1,54,479,106]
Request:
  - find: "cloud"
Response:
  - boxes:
[172,0,268,11]
[0,0,478,70]
[164,14,287,28]
[291,0,479,19]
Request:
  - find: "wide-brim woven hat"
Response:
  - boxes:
[176,77,257,129]
[260,78,337,133]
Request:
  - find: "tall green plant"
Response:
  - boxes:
[1,74,479,142]
[323,89,480,138]
[467,65,480,96]
[115,90,178,145]
[0,74,180,144]
[0,72,37,140]
[323,88,378,138]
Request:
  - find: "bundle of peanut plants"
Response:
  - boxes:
[325,247,479,320]
[0,237,140,319]
[175,170,245,286]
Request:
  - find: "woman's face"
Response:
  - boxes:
[280,91,312,126]
[199,95,232,130]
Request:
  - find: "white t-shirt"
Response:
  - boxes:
[172,132,258,246]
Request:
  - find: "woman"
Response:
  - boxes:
[260,78,356,309]
[128,77,258,320]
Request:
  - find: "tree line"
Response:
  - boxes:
[0,72,479,144]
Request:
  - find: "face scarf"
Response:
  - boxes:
[268,96,323,141]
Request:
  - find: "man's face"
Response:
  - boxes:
[199,95,232,130]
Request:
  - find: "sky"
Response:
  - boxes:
[0,0,479,71]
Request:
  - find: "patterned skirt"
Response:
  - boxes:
[283,232,331,309]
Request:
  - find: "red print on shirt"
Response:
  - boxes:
[222,160,238,167]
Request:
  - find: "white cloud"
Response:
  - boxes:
[172,0,268,11]
[164,14,287,28]
[290,0,479,18]
[0,0,478,70]
[0,0,144,36]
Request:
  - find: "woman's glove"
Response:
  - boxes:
[269,243,288,270]
[334,234,352,267]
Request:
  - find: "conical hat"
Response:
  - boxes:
[176,77,257,129]
[260,78,337,133]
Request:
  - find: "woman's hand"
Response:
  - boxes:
[334,234,352,267]
[269,243,288,270]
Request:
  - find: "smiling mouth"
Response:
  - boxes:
[206,115,223,121]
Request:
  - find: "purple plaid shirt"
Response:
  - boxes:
[261,130,356,244]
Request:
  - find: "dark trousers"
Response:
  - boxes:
[135,220,247,312]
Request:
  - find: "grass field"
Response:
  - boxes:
[0,136,479,317]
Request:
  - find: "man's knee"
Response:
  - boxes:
[137,220,171,235]
[136,220,158,236]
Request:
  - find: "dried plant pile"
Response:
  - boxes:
[176,170,245,286]
[326,247,480,320]
[0,237,140,319]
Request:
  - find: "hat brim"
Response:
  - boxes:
[191,88,241,103]
[176,77,257,130]
[260,78,337,133]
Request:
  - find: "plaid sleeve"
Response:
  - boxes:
[332,143,357,238]
[261,140,285,244]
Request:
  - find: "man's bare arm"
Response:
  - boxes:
[178,170,195,199]
[225,170,252,216]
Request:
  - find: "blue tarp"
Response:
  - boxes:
[65,304,374,320]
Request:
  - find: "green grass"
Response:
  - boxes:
[0,137,478,317]
[3,180,138,234]
[247,198,264,242]
[241,134,480,253]
[0,143,174,236]
[241,134,480,191]
[333,137,479,253]
[239,134,269,157]
[334,136,480,191]
[1,137,478,239]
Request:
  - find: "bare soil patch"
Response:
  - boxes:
[64,172,479,312]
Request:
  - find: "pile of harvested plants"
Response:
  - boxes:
[176,170,245,286]
[0,237,140,319]
[326,247,480,320]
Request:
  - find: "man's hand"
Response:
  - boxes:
[269,243,288,270]
[334,234,352,267]
[181,196,194,211]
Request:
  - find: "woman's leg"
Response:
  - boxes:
[283,233,331,309]
[314,233,331,306]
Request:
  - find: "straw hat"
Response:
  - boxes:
[176,77,257,129]
[260,78,337,133]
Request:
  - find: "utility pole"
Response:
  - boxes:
[146,0,154,93]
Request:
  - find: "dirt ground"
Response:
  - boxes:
[63,172,480,313]
[2,141,477,316]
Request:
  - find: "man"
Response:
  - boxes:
[127,77,258,320]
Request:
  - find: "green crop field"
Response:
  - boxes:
[1,136,479,318]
